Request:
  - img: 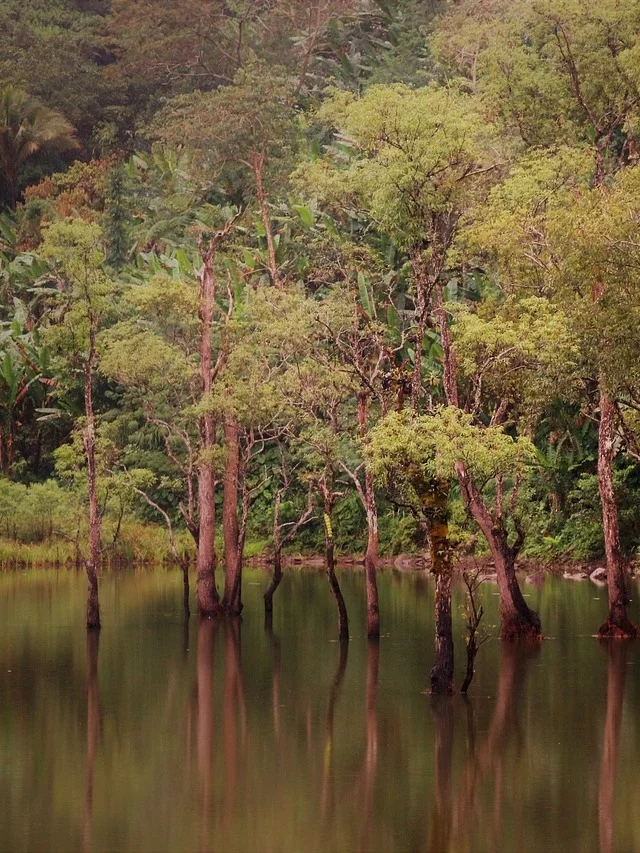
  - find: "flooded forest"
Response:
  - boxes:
[2,1,640,851]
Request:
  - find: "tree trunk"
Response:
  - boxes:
[84,345,101,631]
[359,394,380,640]
[323,502,349,643]
[222,417,242,616]
[182,564,190,621]
[196,440,219,617]
[196,241,220,618]
[264,549,282,619]
[428,485,454,694]
[597,390,636,638]
[456,462,541,640]
[493,542,541,640]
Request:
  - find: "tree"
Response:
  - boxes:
[41,220,114,630]
[0,86,78,209]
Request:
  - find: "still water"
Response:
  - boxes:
[1,567,639,853]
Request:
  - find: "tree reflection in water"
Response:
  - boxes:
[598,641,629,853]
[83,632,100,853]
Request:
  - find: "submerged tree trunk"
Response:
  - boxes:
[264,550,282,622]
[197,239,220,618]
[196,420,219,617]
[597,390,636,638]
[222,417,242,616]
[456,463,541,640]
[322,489,349,643]
[428,484,454,694]
[84,335,101,631]
[358,395,380,640]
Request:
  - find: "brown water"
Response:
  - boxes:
[1,567,639,853]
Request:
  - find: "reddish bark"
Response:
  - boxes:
[456,462,541,640]
[597,390,636,638]
[196,232,227,618]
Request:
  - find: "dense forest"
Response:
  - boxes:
[2,0,640,689]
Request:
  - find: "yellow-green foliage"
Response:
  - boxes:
[368,407,536,502]
[434,0,640,149]
[450,295,581,417]
[297,83,497,250]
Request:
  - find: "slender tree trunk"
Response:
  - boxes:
[359,394,380,640]
[182,564,190,621]
[252,152,279,287]
[428,484,454,694]
[597,389,636,638]
[222,417,242,616]
[598,642,628,853]
[84,338,101,631]
[456,463,541,640]
[323,495,349,643]
[197,243,220,618]
[264,549,282,621]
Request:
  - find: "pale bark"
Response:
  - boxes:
[597,389,636,637]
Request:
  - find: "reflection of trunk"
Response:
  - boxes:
[359,642,379,852]
[597,391,636,638]
[265,622,281,739]
[222,417,242,616]
[453,643,539,850]
[428,697,454,853]
[84,328,101,631]
[223,621,245,831]
[83,632,100,853]
[321,640,349,820]
[197,619,216,850]
[427,483,454,694]
[598,642,628,853]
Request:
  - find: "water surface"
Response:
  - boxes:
[1,567,639,853]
